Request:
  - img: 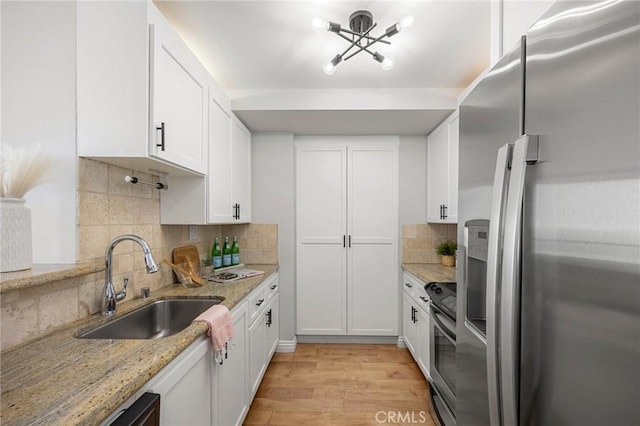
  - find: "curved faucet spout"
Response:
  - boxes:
[103,234,158,316]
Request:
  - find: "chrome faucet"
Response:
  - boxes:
[103,235,159,316]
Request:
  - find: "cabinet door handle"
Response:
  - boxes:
[156,122,165,151]
[411,306,415,323]
[442,204,448,219]
[348,235,351,248]
[237,203,241,220]
[256,298,264,307]
[266,309,272,327]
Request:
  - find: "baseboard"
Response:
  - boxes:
[276,337,297,353]
[296,335,399,345]
[397,336,407,348]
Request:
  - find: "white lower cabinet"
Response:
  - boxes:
[147,337,212,426]
[403,292,418,356]
[416,304,430,377]
[248,274,280,399]
[108,273,280,426]
[402,272,431,379]
[213,301,249,426]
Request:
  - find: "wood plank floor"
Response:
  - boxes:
[244,344,436,426]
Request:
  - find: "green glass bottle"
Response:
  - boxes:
[211,237,222,269]
[222,236,232,267]
[231,236,240,266]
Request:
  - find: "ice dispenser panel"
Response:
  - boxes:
[464,219,489,335]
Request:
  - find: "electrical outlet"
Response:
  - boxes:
[188,225,198,241]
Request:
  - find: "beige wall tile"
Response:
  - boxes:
[109,195,134,225]
[1,295,39,351]
[247,223,263,239]
[78,279,102,317]
[133,197,158,225]
[78,158,108,194]
[38,286,79,333]
[77,225,110,261]
[108,164,132,196]
[402,224,417,238]
[77,191,109,226]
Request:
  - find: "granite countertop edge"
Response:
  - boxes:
[0,264,278,426]
[0,261,106,294]
[401,263,457,284]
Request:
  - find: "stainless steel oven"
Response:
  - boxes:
[426,282,457,426]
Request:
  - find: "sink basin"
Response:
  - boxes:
[75,297,225,339]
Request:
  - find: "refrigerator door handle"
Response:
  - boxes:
[486,143,513,426]
[500,134,538,426]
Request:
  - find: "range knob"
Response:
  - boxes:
[435,287,442,294]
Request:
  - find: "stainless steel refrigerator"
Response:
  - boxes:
[457,1,640,425]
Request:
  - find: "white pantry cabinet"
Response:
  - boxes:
[296,138,398,336]
[77,1,208,176]
[427,111,459,223]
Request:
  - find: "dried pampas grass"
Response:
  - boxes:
[0,143,53,199]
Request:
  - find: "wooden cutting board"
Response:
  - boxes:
[172,245,200,272]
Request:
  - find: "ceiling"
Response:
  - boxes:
[154,1,491,135]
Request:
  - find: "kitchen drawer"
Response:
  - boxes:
[402,272,423,299]
[264,274,279,301]
[248,286,267,324]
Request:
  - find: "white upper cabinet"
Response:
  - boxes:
[149,20,208,174]
[427,111,459,223]
[208,99,234,223]
[77,1,208,176]
[160,94,252,225]
[231,120,252,223]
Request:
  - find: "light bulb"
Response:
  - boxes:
[381,57,394,70]
[398,15,415,32]
[312,18,329,32]
[323,62,337,75]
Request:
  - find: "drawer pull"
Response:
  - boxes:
[405,283,413,288]
[270,284,277,290]
[256,298,265,307]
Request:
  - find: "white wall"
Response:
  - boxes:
[1,1,77,263]
[251,132,296,343]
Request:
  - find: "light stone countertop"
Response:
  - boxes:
[0,264,278,426]
[0,261,105,294]
[402,263,456,284]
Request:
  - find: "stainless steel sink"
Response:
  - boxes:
[75,297,225,339]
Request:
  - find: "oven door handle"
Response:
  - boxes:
[430,304,456,342]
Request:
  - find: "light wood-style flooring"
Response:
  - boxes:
[244,344,436,426]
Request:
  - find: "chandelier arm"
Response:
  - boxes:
[337,27,391,45]
[343,33,388,61]
[339,23,378,61]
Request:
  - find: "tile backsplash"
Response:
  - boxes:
[0,158,277,351]
[402,223,457,263]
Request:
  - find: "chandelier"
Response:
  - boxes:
[313,10,414,75]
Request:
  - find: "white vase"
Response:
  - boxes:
[0,198,32,272]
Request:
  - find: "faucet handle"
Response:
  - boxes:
[116,276,129,301]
